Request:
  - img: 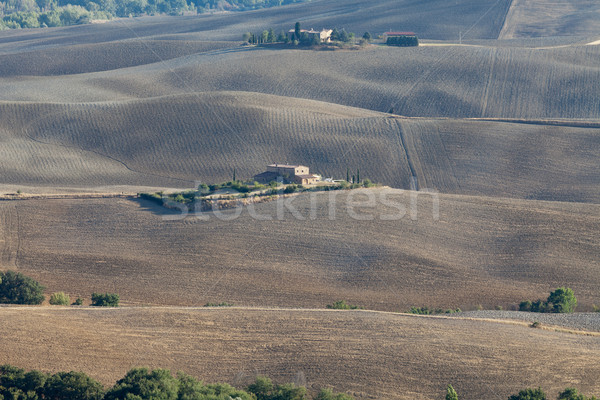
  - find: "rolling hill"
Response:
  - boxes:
[3,191,599,310]
[0,307,598,400]
[1,93,598,202]
[0,0,599,398]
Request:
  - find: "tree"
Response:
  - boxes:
[0,270,45,305]
[338,29,349,42]
[446,384,458,400]
[270,383,306,400]
[242,32,251,42]
[247,376,273,400]
[104,368,179,400]
[43,371,104,400]
[362,32,371,41]
[267,27,277,43]
[547,287,577,313]
[277,30,287,42]
[508,388,547,400]
[330,28,339,41]
[90,292,119,307]
[558,388,585,400]
[294,21,301,41]
[49,292,70,305]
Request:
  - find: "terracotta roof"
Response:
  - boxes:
[268,164,307,169]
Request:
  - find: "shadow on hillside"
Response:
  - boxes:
[130,197,187,218]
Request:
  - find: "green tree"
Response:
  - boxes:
[547,287,577,313]
[49,292,70,305]
[104,368,179,400]
[0,270,45,305]
[338,29,349,42]
[330,28,339,41]
[267,27,276,43]
[43,371,104,400]
[277,30,287,42]
[270,383,306,400]
[90,292,119,307]
[242,32,252,42]
[446,384,458,400]
[508,388,547,400]
[294,21,301,41]
[261,30,269,44]
[362,32,371,41]
[558,388,585,400]
[247,376,273,400]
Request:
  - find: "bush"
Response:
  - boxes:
[508,388,547,400]
[104,368,178,400]
[49,292,70,306]
[446,384,459,400]
[43,371,104,400]
[90,293,119,307]
[0,270,45,305]
[519,300,532,312]
[72,297,84,306]
[557,387,599,400]
[547,287,577,313]
[203,302,234,307]
[409,307,461,315]
[326,300,361,310]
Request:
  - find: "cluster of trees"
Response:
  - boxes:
[0,270,118,306]
[0,366,354,400]
[386,35,419,47]
[447,385,598,400]
[409,306,461,315]
[326,300,362,310]
[519,287,577,313]
[0,0,308,29]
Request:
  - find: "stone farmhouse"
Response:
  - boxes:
[253,164,320,185]
[287,28,333,43]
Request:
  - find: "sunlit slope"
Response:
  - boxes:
[500,0,600,39]
[5,192,599,309]
[1,308,599,400]
[1,93,599,201]
[1,44,599,121]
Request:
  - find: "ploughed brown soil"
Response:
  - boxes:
[1,307,599,400]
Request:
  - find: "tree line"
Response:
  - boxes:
[0,270,118,306]
[0,366,354,400]
[0,0,309,29]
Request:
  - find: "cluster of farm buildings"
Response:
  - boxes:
[254,164,321,185]
[287,28,419,46]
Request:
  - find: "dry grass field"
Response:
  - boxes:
[0,0,599,397]
[500,0,600,39]
[1,94,599,201]
[3,191,599,311]
[1,307,599,400]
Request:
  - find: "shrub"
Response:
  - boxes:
[508,388,547,400]
[90,293,119,307]
[72,297,84,306]
[49,292,70,306]
[203,302,234,307]
[104,368,178,400]
[409,307,460,315]
[0,270,45,305]
[547,287,577,313]
[43,371,104,400]
[247,376,273,400]
[519,300,532,312]
[446,384,459,400]
[284,184,298,194]
[557,387,599,400]
[326,300,361,310]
